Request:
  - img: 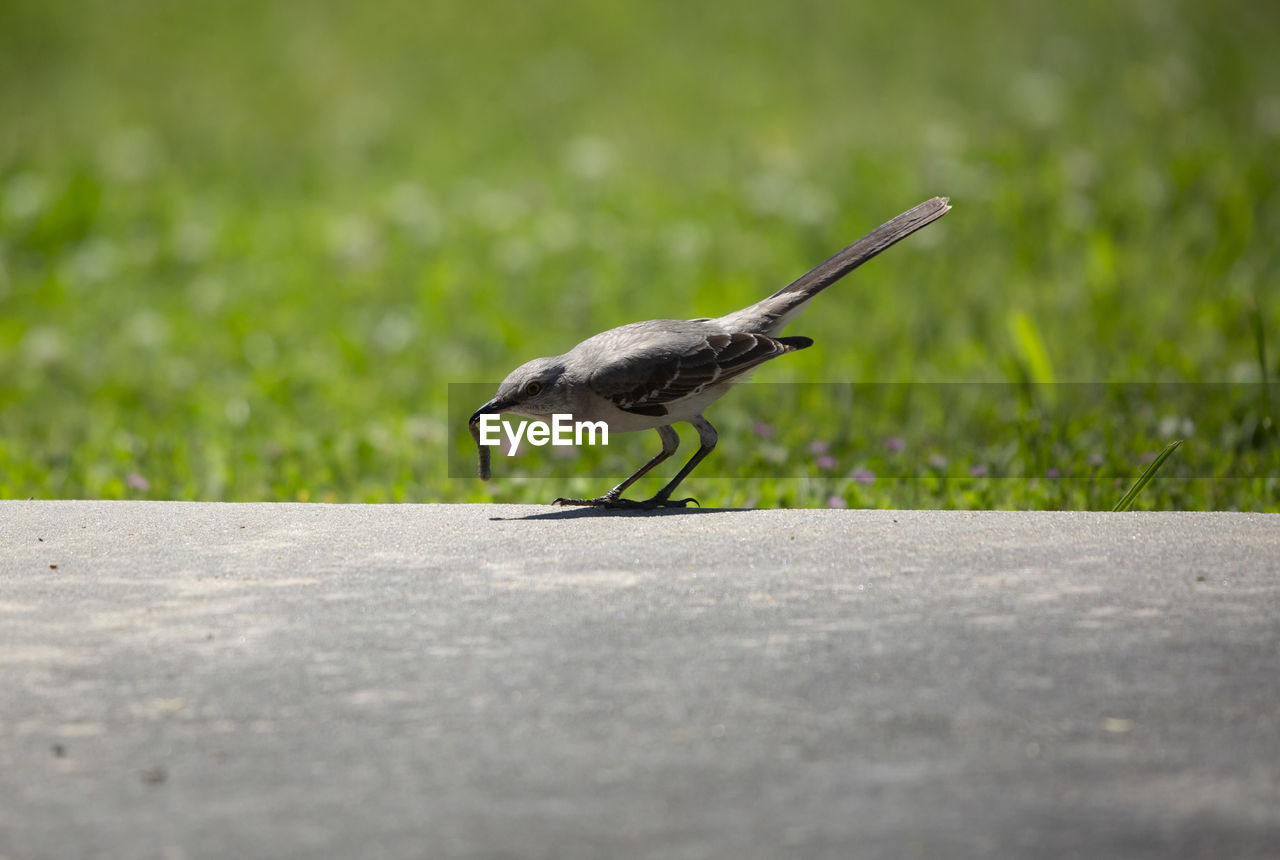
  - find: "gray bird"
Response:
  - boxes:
[469,196,950,508]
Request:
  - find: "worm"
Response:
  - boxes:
[469,419,491,481]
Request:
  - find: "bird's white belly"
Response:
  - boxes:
[569,382,738,433]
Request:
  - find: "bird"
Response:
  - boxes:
[468,196,950,508]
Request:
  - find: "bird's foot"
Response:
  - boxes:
[646,496,700,509]
[552,496,700,510]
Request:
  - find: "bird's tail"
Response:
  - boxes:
[771,196,950,301]
[718,196,950,335]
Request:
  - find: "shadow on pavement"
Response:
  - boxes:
[490,505,752,521]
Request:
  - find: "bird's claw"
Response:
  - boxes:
[656,497,700,508]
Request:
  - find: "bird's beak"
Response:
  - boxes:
[469,397,511,426]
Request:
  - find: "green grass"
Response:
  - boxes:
[1,0,1277,509]
[1112,439,1184,512]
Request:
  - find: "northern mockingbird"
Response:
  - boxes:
[469,196,950,508]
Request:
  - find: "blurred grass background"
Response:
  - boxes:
[0,0,1276,508]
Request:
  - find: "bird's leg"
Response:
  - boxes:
[640,415,717,508]
[553,425,681,508]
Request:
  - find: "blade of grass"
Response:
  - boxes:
[1112,439,1183,512]
[1248,293,1273,428]
[1008,309,1058,407]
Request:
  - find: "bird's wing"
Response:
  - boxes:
[589,331,812,417]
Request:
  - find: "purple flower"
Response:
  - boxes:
[1045,467,1061,479]
[752,421,774,439]
[808,440,830,455]
[827,494,848,508]
[126,473,151,492]
[969,464,989,478]
[884,436,906,453]
[816,455,837,471]
[852,467,875,485]
[928,453,948,470]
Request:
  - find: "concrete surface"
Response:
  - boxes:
[2,500,1279,859]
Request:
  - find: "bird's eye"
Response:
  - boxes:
[524,381,542,397]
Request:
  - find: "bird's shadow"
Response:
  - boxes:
[489,504,751,521]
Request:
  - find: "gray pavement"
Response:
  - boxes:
[2,500,1279,859]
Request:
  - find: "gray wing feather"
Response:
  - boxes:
[591,332,811,415]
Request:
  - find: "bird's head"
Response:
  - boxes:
[467,357,570,482]
[468,357,571,425]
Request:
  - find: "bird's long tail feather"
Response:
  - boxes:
[769,196,950,301]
